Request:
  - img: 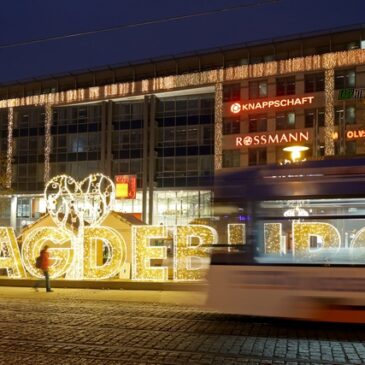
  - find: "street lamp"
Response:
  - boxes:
[283,145,309,162]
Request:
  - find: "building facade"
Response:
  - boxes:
[0,28,364,232]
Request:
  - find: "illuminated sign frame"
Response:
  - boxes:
[115,175,137,199]
[230,96,314,113]
[338,88,365,100]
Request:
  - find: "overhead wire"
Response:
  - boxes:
[0,0,280,49]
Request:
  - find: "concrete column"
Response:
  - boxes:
[142,96,149,223]
[106,101,113,177]
[148,96,156,225]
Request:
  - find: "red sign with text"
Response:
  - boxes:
[115,175,137,199]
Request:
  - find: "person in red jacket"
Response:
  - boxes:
[33,245,53,292]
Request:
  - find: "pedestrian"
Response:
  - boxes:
[33,245,53,292]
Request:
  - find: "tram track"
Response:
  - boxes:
[0,335,354,365]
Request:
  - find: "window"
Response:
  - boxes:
[248,148,267,166]
[223,83,241,102]
[305,109,325,128]
[345,141,357,156]
[222,150,240,168]
[17,198,30,218]
[276,112,296,130]
[276,77,295,96]
[305,73,324,93]
[248,80,268,99]
[335,106,356,125]
[248,114,267,133]
[335,69,355,89]
[223,118,240,135]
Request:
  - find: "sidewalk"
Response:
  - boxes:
[0,285,208,308]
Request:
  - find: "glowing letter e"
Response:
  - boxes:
[132,226,168,281]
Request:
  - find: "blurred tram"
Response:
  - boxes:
[207,157,365,323]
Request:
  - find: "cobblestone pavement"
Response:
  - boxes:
[0,289,364,364]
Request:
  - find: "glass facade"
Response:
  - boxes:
[51,104,102,180]
[155,94,214,188]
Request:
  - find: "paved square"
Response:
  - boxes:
[0,287,363,364]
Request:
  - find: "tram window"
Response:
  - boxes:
[252,198,365,264]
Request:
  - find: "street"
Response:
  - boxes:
[0,287,364,364]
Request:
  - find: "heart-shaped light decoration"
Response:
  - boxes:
[44,173,115,233]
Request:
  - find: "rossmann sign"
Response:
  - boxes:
[230,96,314,113]
[236,130,310,147]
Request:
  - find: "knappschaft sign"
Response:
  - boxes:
[230,96,314,113]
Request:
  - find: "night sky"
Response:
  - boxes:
[0,0,364,84]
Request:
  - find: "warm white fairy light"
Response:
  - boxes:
[324,68,335,155]
[174,225,217,281]
[0,227,26,278]
[21,227,73,279]
[214,82,223,170]
[227,224,245,250]
[293,222,340,256]
[264,223,283,254]
[131,225,168,281]
[44,173,115,279]
[0,50,363,109]
[6,108,13,189]
[83,226,126,280]
[44,103,52,184]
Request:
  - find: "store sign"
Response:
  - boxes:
[115,175,137,199]
[338,88,365,100]
[230,96,314,113]
[333,129,365,140]
[236,131,310,147]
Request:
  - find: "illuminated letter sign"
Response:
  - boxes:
[132,226,169,281]
[338,88,365,100]
[236,130,310,147]
[0,228,26,278]
[84,227,126,280]
[174,225,217,281]
[231,96,314,114]
[22,227,73,279]
[293,222,341,256]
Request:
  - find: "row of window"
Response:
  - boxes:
[223,141,358,168]
[223,106,357,134]
[223,69,356,101]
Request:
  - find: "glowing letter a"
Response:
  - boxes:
[0,227,25,278]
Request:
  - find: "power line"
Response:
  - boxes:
[0,0,280,49]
